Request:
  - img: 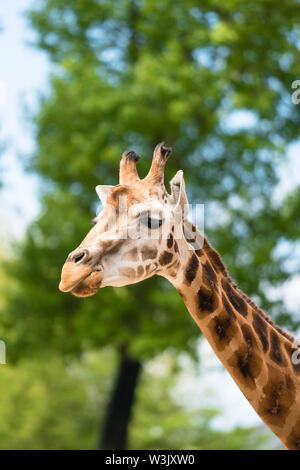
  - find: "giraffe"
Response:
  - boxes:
[59,143,300,449]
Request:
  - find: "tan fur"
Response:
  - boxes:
[59,143,300,449]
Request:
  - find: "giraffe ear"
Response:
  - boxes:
[170,170,189,210]
[95,185,114,205]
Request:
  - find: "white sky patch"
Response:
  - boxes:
[282,275,300,313]
[267,274,300,317]
[274,139,300,203]
[221,110,258,133]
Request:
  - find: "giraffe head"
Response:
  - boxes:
[59,143,191,297]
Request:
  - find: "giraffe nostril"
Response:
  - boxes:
[73,251,87,264]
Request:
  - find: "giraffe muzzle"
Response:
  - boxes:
[59,248,103,293]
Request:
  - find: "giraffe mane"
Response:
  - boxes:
[183,219,295,345]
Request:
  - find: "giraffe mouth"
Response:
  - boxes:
[70,270,104,297]
[59,262,104,296]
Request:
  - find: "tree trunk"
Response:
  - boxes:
[99,348,142,450]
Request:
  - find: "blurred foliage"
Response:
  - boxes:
[129,354,274,450]
[0,349,273,450]
[4,0,300,357]
[1,0,300,449]
[0,351,114,450]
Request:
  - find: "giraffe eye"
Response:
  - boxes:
[140,213,163,229]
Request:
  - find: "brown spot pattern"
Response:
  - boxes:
[127,247,139,261]
[185,253,199,284]
[222,294,236,320]
[228,324,262,390]
[167,233,173,249]
[259,368,295,427]
[208,310,238,352]
[159,251,173,266]
[270,330,285,366]
[252,312,269,353]
[197,286,219,317]
[202,261,217,289]
[222,278,247,317]
[141,246,157,261]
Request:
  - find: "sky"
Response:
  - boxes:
[0,0,299,443]
[0,0,50,240]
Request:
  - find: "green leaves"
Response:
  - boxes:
[6,0,300,360]
[0,350,274,449]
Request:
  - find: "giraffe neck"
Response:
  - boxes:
[167,225,300,449]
